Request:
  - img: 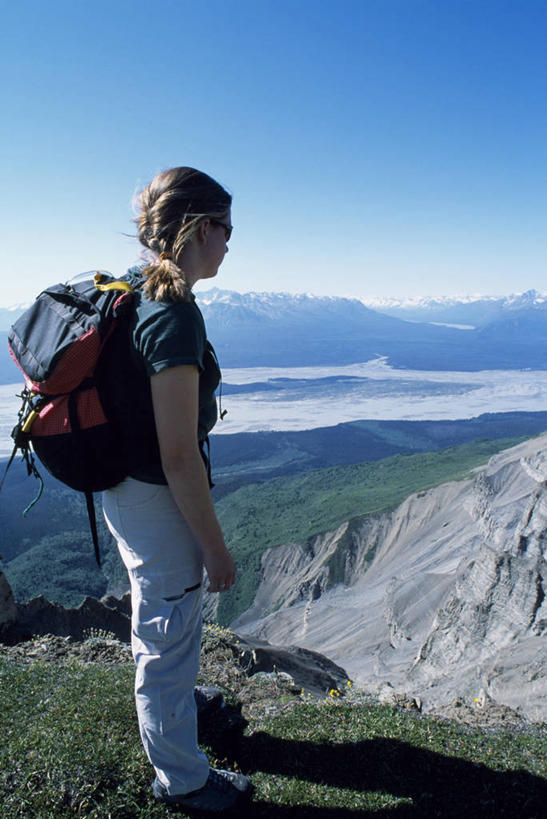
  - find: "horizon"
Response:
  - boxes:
[3,1,547,305]
[2,284,547,312]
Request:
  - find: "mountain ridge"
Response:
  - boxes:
[2,286,547,375]
[230,434,547,722]
[361,288,547,328]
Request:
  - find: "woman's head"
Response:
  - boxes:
[136,167,232,302]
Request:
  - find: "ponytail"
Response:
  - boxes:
[141,256,190,303]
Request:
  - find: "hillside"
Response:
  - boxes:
[210,412,547,489]
[1,437,527,611]
[2,417,541,608]
[214,436,528,624]
[230,435,547,722]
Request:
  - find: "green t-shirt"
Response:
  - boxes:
[102,266,221,484]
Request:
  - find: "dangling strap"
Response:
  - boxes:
[85,491,101,567]
[199,436,215,489]
[218,375,228,420]
[0,432,44,516]
[1,388,35,491]
[22,454,44,516]
[0,440,19,492]
[68,387,101,566]
[208,344,227,420]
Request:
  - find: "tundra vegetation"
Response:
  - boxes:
[0,627,545,817]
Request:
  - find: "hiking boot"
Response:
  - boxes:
[152,768,253,812]
[194,686,225,716]
[195,686,247,737]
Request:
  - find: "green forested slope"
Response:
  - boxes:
[210,411,547,491]
[1,433,531,612]
[215,436,528,624]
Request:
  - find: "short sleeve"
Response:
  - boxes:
[133,300,206,376]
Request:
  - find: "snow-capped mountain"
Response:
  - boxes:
[193,288,547,370]
[194,288,467,369]
[197,288,372,322]
[1,288,547,384]
[361,290,547,328]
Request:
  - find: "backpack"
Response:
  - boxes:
[0,271,135,566]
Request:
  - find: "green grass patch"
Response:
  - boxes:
[0,659,545,817]
[216,436,528,623]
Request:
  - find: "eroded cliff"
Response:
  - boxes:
[233,435,547,720]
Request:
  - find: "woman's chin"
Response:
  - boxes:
[204,269,220,280]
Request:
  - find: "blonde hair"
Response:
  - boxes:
[136,167,232,302]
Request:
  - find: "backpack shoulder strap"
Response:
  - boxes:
[93,274,133,294]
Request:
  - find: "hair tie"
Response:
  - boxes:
[159,251,170,261]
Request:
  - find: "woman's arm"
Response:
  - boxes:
[150,364,236,593]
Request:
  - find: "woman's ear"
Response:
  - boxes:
[196,219,210,244]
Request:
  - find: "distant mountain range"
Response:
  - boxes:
[361,289,547,328]
[196,288,547,370]
[1,287,547,382]
[4,287,546,331]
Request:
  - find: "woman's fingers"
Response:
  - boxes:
[207,573,236,593]
[204,549,236,593]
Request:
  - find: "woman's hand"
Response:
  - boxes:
[203,545,237,593]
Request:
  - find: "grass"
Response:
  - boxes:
[216,436,528,623]
[1,654,545,818]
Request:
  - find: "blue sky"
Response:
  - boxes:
[2,0,547,304]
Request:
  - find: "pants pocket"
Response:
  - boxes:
[133,598,180,645]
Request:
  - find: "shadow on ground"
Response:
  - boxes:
[201,724,546,817]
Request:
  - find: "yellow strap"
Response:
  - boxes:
[22,409,39,434]
[93,273,133,293]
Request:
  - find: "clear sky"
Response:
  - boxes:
[2,0,547,304]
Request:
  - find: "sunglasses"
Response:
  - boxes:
[209,219,233,242]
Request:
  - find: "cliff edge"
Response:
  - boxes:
[233,435,547,722]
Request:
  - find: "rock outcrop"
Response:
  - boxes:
[0,583,132,644]
[0,570,17,635]
[229,634,350,696]
[0,575,350,699]
[232,435,547,721]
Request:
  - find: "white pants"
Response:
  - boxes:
[102,477,210,795]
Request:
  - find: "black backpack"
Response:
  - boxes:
[0,272,135,565]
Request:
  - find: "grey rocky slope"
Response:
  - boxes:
[232,435,547,722]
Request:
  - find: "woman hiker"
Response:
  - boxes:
[102,167,252,812]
